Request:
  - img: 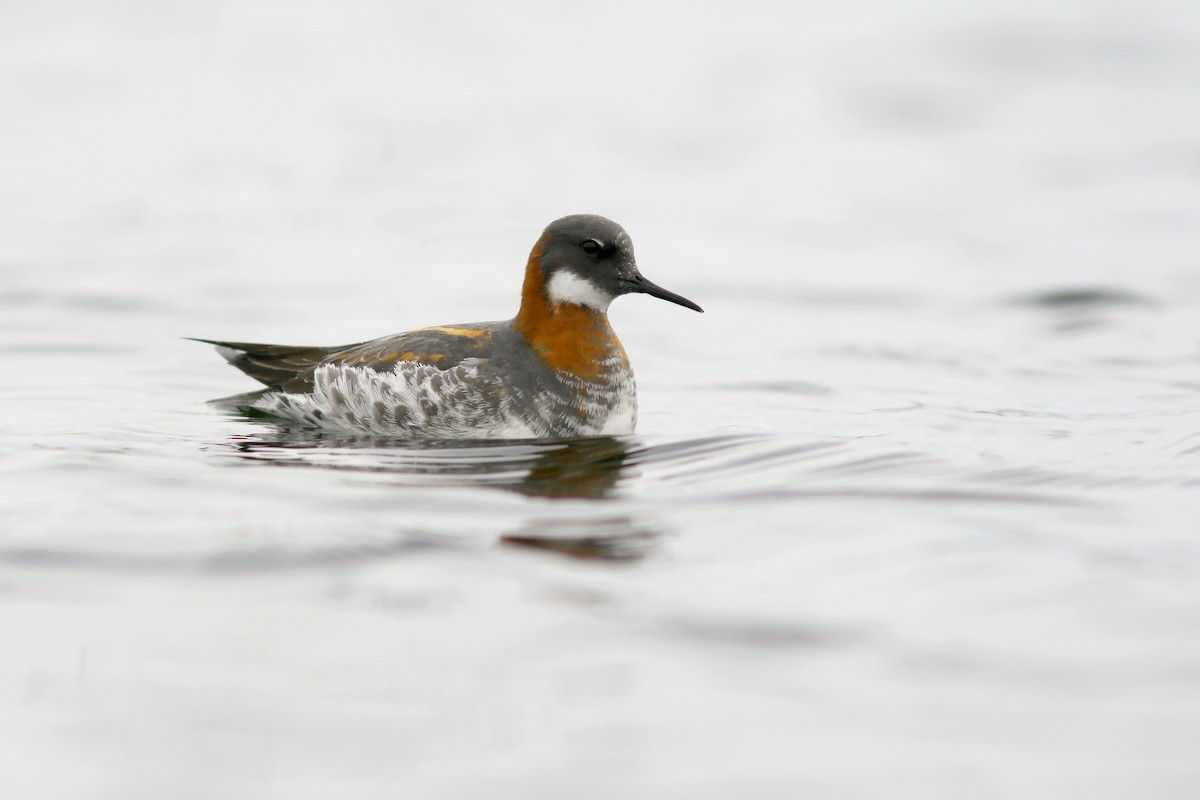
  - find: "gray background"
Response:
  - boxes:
[2,2,1199,798]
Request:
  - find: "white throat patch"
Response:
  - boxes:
[546,271,613,311]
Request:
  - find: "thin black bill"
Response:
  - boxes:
[623,274,703,312]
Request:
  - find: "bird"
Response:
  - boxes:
[193,214,702,439]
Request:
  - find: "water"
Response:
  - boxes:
[3,1,1200,797]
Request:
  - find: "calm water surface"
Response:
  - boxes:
[2,2,1200,798]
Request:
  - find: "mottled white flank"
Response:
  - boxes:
[554,346,638,436]
[546,271,613,311]
[251,355,637,439]
[598,377,637,434]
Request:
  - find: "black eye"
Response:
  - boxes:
[580,239,602,255]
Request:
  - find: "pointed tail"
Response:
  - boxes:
[188,338,345,391]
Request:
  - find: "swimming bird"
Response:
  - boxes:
[194,214,702,438]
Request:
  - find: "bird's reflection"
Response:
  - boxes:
[501,517,659,561]
[225,425,634,499]
[219,419,661,560]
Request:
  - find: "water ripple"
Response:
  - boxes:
[206,421,1123,512]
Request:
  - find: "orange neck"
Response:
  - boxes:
[515,235,626,381]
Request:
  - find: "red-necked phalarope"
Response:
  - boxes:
[194,214,703,438]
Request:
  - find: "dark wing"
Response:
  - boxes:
[190,321,507,393]
[188,338,356,391]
